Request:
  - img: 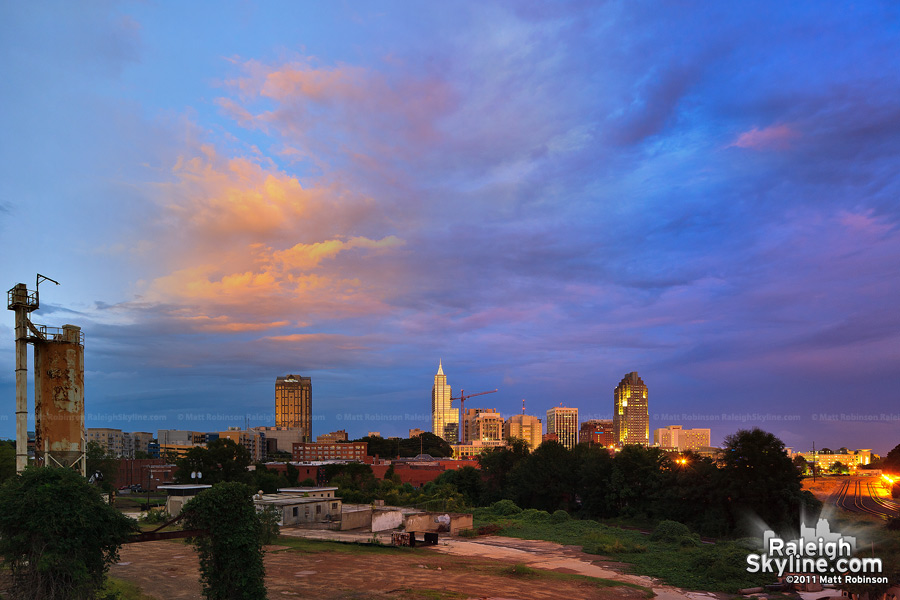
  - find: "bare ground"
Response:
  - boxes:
[110,538,658,600]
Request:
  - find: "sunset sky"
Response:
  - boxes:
[2,2,899,453]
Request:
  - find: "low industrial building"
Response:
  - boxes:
[158,484,212,515]
[253,493,342,526]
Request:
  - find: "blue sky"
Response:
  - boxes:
[2,2,899,453]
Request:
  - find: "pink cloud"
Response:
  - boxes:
[730,123,799,150]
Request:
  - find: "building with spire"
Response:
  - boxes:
[431,360,458,443]
[613,371,649,446]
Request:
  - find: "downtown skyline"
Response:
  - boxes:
[2,3,899,454]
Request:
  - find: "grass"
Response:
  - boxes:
[472,511,772,593]
[100,576,160,600]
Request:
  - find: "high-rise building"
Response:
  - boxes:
[546,406,579,450]
[504,414,543,450]
[579,419,615,446]
[431,360,457,443]
[218,428,266,462]
[654,426,710,451]
[275,374,312,442]
[462,408,504,444]
[614,372,649,446]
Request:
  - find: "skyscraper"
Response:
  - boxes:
[275,374,312,442]
[546,406,579,450]
[431,360,458,443]
[613,371,649,446]
[504,414,543,450]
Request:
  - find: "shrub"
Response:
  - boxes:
[182,482,268,600]
[650,520,692,543]
[0,467,137,600]
[139,508,170,525]
[550,509,569,524]
[257,505,281,545]
[508,564,537,577]
[491,499,522,516]
[520,508,551,521]
[477,524,503,536]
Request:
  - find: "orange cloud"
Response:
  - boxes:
[217,56,455,153]
[730,123,799,150]
[138,136,406,333]
[176,315,290,333]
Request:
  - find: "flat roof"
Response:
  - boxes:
[277,487,338,493]
[254,496,338,506]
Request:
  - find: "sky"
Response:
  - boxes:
[1,2,899,454]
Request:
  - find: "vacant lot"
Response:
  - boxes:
[110,537,657,600]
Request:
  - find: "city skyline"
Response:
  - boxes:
[2,3,899,454]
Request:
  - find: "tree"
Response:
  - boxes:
[0,440,15,485]
[720,428,821,533]
[606,445,672,518]
[86,440,120,494]
[182,482,268,600]
[792,455,809,475]
[507,441,579,512]
[576,444,615,518]
[175,438,252,485]
[478,437,530,503]
[882,443,900,474]
[0,467,137,600]
[353,432,453,459]
[434,466,484,506]
[829,461,847,474]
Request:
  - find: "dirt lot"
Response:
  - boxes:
[111,538,657,600]
[802,476,845,501]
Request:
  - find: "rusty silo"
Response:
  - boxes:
[33,324,85,471]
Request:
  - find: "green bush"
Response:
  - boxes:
[519,508,551,521]
[257,505,281,545]
[139,508,170,525]
[0,467,137,600]
[650,520,692,543]
[550,510,569,524]
[182,482,268,600]
[490,499,522,516]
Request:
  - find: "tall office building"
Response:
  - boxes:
[462,408,504,444]
[275,374,312,442]
[431,360,458,443]
[546,406,579,450]
[504,414,543,450]
[613,372,649,446]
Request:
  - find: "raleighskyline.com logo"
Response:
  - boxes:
[746,518,883,583]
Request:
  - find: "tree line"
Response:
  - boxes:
[439,428,821,537]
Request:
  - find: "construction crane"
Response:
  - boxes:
[452,388,498,444]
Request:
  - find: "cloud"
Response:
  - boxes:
[730,124,799,150]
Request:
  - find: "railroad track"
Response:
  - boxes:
[833,477,898,520]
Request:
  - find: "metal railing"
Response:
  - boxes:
[34,324,85,345]
[7,287,39,311]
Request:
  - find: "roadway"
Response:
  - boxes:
[832,476,900,520]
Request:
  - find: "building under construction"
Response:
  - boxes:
[7,277,85,475]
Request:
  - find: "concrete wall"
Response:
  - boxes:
[449,513,474,535]
[404,512,473,535]
[371,508,404,532]
[340,507,373,531]
[279,499,342,526]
